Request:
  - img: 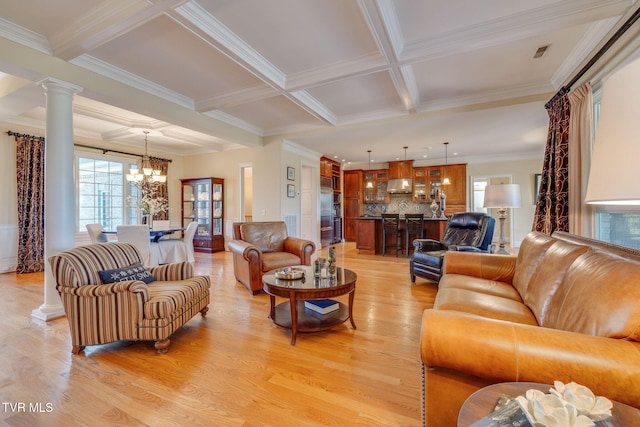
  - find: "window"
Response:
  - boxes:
[595,207,640,249]
[77,155,137,232]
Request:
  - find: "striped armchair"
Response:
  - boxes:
[49,243,210,354]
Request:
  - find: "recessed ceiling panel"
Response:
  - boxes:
[196,0,379,75]
[307,72,405,119]
[411,23,591,107]
[0,0,104,38]
[89,15,268,101]
[220,95,329,134]
[395,0,569,42]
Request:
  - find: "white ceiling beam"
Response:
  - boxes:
[171,1,337,126]
[357,0,418,113]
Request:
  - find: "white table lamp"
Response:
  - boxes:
[483,184,522,254]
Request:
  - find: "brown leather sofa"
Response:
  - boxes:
[228,222,316,294]
[420,231,640,426]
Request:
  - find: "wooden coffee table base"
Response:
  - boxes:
[262,266,358,345]
[269,298,356,345]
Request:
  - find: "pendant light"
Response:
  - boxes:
[401,146,410,189]
[126,131,166,183]
[366,150,374,188]
[442,142,451,185]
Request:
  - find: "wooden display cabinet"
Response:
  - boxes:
[363,169,389,203]
[181,177,224,253]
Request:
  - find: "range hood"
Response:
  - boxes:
[387,178,413,194]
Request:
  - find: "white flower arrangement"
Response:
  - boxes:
[515,381,612,427]
[127,192,168,216]
[139,193,168,215]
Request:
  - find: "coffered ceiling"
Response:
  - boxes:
[0,0,637,166]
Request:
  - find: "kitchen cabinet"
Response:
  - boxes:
[388,160,413,179]
[181,177,224,253]
[343,170,363,241]
[363,169,389,203]
[412,164,466,214]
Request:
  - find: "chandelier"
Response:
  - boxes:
[126,131,166,183]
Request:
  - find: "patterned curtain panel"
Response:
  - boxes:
[149,157,169,220]
[15,135,45,273]
[533,94,570,235]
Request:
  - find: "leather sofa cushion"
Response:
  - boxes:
[544,250,640,341]
[512,232,555,297]
[522,239,590,325]
[239,222,287,253]
[262,252,302,272]
[434,287,537,325]
[439,274,522,300]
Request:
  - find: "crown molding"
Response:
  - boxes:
[0,18,51,55]
[552,17,619,88]
[70,54,194,109]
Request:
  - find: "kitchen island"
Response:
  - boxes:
[355,216,449,255]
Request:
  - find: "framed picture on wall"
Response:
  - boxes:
[287,166,295,181]
[287,184,295,198]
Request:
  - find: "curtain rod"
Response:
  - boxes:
[545,5,640,109]
[74,143,172,163]
[7,131,172,163]
[6,130,44,141]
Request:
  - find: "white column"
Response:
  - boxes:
[31,78,82,322]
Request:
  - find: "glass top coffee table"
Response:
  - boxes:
[262,265,357,345]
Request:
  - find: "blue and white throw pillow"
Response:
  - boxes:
[98,263,155,284]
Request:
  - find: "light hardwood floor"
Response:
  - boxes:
[0,243,438,426]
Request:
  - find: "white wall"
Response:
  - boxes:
[467,158,544,247]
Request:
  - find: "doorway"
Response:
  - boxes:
[240,164,252,222]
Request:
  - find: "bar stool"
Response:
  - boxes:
[382,213,403,256]
[404,213,425,257]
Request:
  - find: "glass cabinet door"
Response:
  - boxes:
[195,181,211,237]
[212,182,223,236]
[413,168,427,201]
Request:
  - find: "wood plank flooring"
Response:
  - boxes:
[0,243,438,426]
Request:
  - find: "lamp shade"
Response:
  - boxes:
[585,58,640,204]
[483,184,522,208]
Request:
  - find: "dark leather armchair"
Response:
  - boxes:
[410,212,495,283]
[228,222,316,295]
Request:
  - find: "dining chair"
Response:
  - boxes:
[116,225,160,267]
[157,222,198,264]
[86,223,108,243]
[404,213,425,257]
[381,213,403,257]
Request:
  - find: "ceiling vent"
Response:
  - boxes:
[533,45,550,59]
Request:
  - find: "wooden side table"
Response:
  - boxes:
[457,382,640,426]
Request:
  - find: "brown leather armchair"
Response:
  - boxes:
[228,222,316,294]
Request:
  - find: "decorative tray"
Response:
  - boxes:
[275,267,305,280]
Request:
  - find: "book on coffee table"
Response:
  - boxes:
[304,299,339,314]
